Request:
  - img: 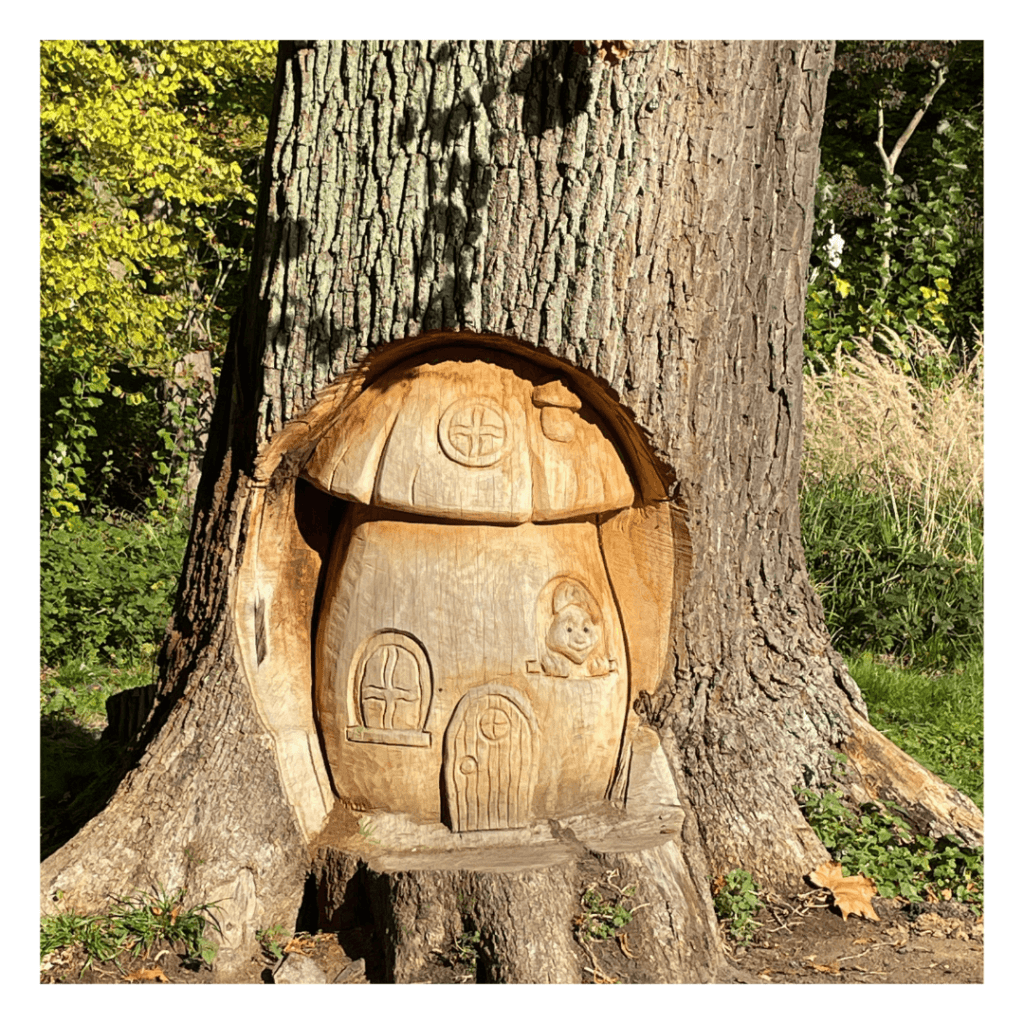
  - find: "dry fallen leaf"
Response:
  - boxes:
[809,861,880,922]
[125,967,168,983]
[807,961,840,974]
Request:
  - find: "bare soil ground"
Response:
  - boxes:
[726,894,982,985]
[40,892,981,984]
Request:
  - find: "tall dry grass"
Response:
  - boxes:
[802,326,983,557]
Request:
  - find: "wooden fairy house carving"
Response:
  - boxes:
[233,335,681,843]
[301,345,676,833]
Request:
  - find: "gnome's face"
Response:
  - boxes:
[546,603,602,664]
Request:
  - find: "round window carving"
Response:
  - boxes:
[438,397,511,467]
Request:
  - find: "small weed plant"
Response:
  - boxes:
[797,788,983,909]
[452,928,482,967]
[256,924,291,960]
[41,887,221,975]
[711,870,762,946]
[579,888,633,940]
[576,877,638,943]
[356,816,381,845]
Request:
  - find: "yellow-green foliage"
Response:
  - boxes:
[41,40,275,385]
[41,40,276,517]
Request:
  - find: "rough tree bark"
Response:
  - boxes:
[41,40,982,983]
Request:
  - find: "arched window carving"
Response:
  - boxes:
[346,631,432,748]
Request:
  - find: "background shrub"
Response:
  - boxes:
[40,40,275,521]
[800,328,982,667]
[40,517,188,666]
[806,41,982,365]
[801,480,982,664]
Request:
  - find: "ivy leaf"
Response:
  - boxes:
[809,861,881,922]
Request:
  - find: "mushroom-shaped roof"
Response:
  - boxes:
[302,359,635,523]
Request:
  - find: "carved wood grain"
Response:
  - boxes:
[306,351,669,831]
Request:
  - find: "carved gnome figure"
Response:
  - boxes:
[304,352,638,832]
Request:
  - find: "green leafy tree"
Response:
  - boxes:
[40,40,276,518]
[806,41,983,365]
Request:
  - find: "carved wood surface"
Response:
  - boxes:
[228,342,681,846]
[304,356,635,521]
[312,355,651,829]
[443,684,539,832]
[310,716,714,983]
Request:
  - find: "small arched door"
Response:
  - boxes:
[443,685,539,831]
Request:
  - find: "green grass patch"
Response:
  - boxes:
[40,660,158,859]
[846,652,983,809]
[800,476,982,668]
[40,514,189,667]
[40,660,155,729]
[41,886,221,974]
[40,513,186,857]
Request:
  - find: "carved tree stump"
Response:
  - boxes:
[311,794,727,983]
[243,342,724,982]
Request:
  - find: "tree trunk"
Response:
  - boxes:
[41,40,981,983]
[158,349,216,514]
